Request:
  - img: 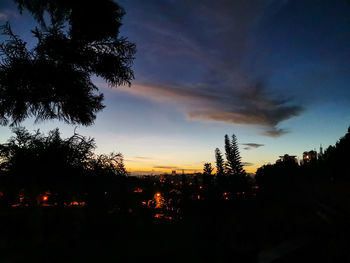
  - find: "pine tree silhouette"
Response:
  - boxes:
[224,134,246,193]
[0,0,135,126]
[215,148,225,176]
[224,134,245,176]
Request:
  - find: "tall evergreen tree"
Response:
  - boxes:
[215,148,225,176]
[224,134,233,174]
[224,134,246,193]
[215,147,227,192]
[229,134,245,176]
[225,134,245,175]
[202,162,214,198]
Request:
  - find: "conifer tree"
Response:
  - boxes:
[224,134,233,174]
[229,134,245,176]
[203,162,214,175]
[203,162,214,187]
[215,148,225,176]
[224,134,245,176]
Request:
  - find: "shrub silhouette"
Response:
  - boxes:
[0,127,127,207]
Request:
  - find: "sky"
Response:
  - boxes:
[0,0,349,174]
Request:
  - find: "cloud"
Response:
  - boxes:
[0,10,19,21]
[241,143,264,150]
[153,165,179,169]
[120,81,303,137]
[118,0,303,137]
[263,127,289,138]
[134,156,153,160]
[0,13,8,20]
[242,162,254,166]
[125,156,154,163]
[241,143,264,148]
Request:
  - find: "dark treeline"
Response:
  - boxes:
[256,127,350,203]
[0,127,128,209]
[0,127,349,262]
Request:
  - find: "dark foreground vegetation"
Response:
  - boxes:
[0,127,349,263]
[0,1,349,262]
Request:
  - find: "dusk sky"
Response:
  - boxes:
[0,0,349,174]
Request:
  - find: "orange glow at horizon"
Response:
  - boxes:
[125,163,258,175]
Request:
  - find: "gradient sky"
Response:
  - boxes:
[0,0,349,174]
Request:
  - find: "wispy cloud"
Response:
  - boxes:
[241,143,265,150]
[134,156,153,160]
[263,128,289,138]
[120,82,303,137]
[0,10,19,21]
[0,13,8,20]
[153,165,179,169]
[125,156,154,163]
[242,162,254,166]
[118,0,303,137]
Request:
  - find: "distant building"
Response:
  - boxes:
[171,170,176,176]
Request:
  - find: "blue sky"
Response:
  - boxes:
[0,0,349,174]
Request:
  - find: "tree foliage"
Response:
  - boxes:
[203,162,214,175]
[0,127,127,205]
[0,0,136,126]
[215,148,225,176]
[256,127,350,202]
[224,134,245,176]
[215,134,248,193]
[321,126,350,180]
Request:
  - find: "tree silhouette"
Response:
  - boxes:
[224,134,245,177]
[215,148,225,176]
[215,147,227,190]
[223,134,247,193]
[0,127,127,206]
[224,134,232,174]
[203,162,214,176]
[202,162,214,199]
[256,154,300,202]
[0,0,135,126]
[322,126,350,181]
